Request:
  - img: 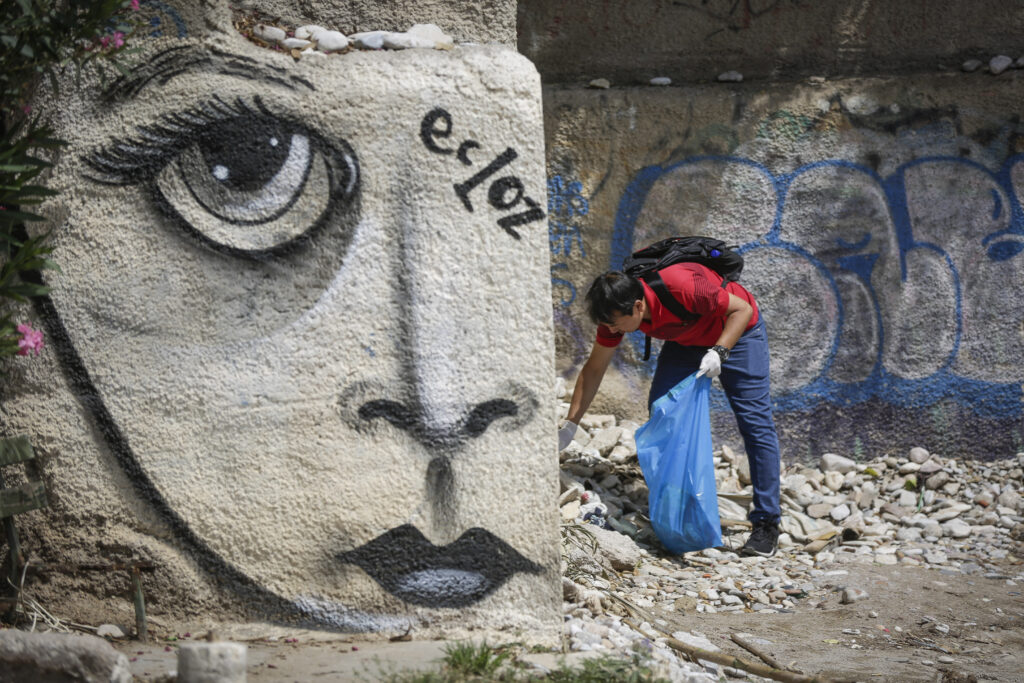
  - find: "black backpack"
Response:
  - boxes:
[621,236,744,360]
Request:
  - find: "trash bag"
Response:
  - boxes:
[635,372,722,554]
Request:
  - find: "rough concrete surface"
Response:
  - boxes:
[543,73,1024,460]
[518,0,1024,84]
[2,0,558,639]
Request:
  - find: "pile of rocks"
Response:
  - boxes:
[554,381,1024,675]
[243,19,454,59]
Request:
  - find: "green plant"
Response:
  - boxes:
[441,641,513,678]
[0,0,141,363]
[546,652,667,683]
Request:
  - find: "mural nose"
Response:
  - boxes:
[357,397,519,450]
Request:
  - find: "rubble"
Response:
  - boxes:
[240,15,453,59]
[556,393,1024,673]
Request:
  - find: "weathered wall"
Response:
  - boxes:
[236,0,517,45]
[1,0,559,636]
[544,74,1024,460]
[519,0,1024,84]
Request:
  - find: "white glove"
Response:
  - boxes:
[697,349,722,379]
[558,421,578,451]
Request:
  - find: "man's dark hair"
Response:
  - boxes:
[585,271,644,325]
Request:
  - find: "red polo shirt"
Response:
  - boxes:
[596,263,759,348]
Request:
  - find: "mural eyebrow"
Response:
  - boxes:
[104,45,316,101]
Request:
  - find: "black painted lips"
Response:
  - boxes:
[337,524,543,608]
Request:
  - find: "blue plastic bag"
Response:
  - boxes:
[635,372,722,554]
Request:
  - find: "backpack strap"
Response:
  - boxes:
[644,270,699,323]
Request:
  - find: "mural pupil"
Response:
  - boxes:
[198,117,294,193]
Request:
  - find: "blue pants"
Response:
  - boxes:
[647,318,782,525]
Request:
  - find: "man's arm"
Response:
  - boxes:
[565,341,617,425]
[714,293,753,351]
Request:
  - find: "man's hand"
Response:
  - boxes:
[697,349,722,378]
[558,421,578,451]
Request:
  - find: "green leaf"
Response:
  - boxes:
[0,209,45,223]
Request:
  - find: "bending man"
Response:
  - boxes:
[559,263,782,557]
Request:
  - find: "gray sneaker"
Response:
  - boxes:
[740,522,779,557]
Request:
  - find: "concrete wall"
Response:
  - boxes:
[544,73,1024,460]
[236,0,517,46]
[519,0,1024,84]
[1,0,559,636]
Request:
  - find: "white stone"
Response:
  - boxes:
[589,427,624,456]
[649,76,672,86]
[840,587,868,604]
[941,519,971,538]
[990,55,1014,75]
[253,24,286,43]
[962,59,983,72]
[998,487,1021,510]
[717,70,743,82]
[830,503,851,521]
[315,30,349,52]
[823,471,844,492]
[294,24,325,40]
[96,624,125,639]
[281,37,311,49]
[898,490,918,507]
[178,642,246,683]
[383,32,437,49]
[588,78,611,89]
[932,503,970,522]
[586,524,642,571]
[821,453,857,474]
[908,447,930,464]
[350,30,389,49]
[845,94,879,115]
[408,23,454,48]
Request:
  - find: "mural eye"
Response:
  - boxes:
[84,97,359,258]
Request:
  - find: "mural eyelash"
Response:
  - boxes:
[82,95,266,186]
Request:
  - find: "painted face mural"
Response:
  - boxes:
[14,3,559,633]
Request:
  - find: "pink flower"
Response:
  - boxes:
[16,324,44,356]
[99,31,125,50]
[21,105,31,115]
[131,0,140,9]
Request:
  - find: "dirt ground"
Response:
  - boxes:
[105,557,1024,682]
[653,559,1024,683]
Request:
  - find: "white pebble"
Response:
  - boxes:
[990,55,1014,75]
[315,30,349,52]
[717,70,743,82]
[350,30,389,49]
[649,76,672,86]
[294,25,326,40]
[281,37,311,49]
[383,32,436,49]
[253,24,286,43]
[407,23,453,48]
